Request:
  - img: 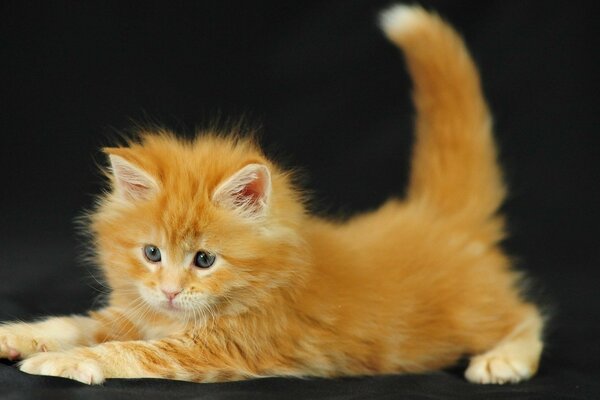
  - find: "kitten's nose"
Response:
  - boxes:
[161,289,182,301]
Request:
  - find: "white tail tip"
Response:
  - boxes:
[378,4,428,39]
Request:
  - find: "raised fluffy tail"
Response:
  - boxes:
[380,5,505,222]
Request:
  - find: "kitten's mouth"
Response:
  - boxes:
[162,301,182,312]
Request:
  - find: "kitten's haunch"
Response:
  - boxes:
[1,5,543,385]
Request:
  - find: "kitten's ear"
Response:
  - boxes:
[104,149,159,201]
[212,163,272,219]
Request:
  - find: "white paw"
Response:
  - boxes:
[465,353,533,384]
[0,333,25,360]
[19,352,105,385]
[0,329,48,360]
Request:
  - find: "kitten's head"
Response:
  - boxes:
[91,131,308,322]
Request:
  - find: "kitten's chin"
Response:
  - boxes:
[156,301,186,314]
[162,302,181,311]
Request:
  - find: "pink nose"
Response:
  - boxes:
[161,289,182,301]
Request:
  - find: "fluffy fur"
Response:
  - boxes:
[0,5,543,385]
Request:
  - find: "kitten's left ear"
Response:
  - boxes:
[104,149,159,201]
[212,163,272,219]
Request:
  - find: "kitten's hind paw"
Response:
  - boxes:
[465,353,533,384]
[19,351,105,385]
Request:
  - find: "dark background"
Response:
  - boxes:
[1,1,598,399]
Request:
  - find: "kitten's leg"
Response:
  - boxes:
[465,308,544,384]
[19,334,237,384]
[0,308,140,360]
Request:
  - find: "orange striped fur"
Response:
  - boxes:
[1,5,543,385]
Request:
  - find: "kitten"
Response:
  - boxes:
[0,5,543,385]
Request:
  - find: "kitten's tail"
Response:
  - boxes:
[380,5,505,222]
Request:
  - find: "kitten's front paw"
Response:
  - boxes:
[0,328,49,360]
[19,352,105,385]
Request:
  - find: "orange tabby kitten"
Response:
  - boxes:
[0,5,543,385]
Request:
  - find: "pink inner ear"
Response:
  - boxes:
[109,154,158,201]
[125,181,150,193]
[234,176,263,206]
[212,163,271,217]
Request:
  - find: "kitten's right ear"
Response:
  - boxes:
[104,148,159,201]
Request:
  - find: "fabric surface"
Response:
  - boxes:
[1,1,598,399]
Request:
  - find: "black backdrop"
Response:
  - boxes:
[1,1,598,399]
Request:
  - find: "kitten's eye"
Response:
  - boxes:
[143,245,162,263]
[194,251,216,269]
